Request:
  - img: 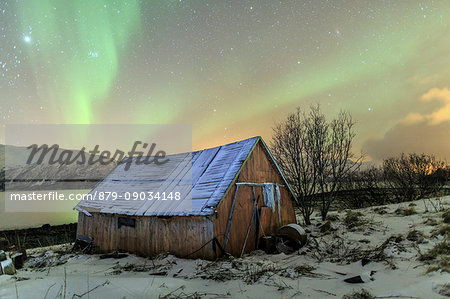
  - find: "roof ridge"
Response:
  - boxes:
[74,136,265,216]
[203,137,260,211]
[192,136,260,154]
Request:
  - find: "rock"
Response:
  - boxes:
[432,282,450,297]
[320,221,332,233]
[0,259,16,275]
[344,275,365,284]
[0,250,6,262]
[344,271,374,284]
[276,241,295,254]
[435,283,450,297]
[12,250,27,269]
[258,235,277,254]
[99,252,128,259]
[361,258,371,266]
[72,234,94,254]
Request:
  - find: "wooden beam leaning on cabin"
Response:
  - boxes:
[223,179,240,251]
[240,190,260,257]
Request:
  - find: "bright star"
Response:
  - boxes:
[88,50,99,58]
[23,36,31,43]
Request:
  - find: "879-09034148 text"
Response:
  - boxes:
[92,191,181,201]
[8,191,182,201]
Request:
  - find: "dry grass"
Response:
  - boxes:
[279,264,320,279]
[426,258,449,273]
[342,289,376,299]
[395,207,417,216]
[319,221,332,233]
[423,217,439,226]
[419,240,450,261]
[431,224,450,238]
[443,208,450,224]
[326,214,340,222]
[372,206,388,215]
[343,210,364,229]
[158,285,230,299]
[244,264,279,284]
[406,229,425,243]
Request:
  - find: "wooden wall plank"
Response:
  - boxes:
[213,141,297,256]
[76,139,296,259]
[77,213,215,259]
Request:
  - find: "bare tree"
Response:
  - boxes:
[271,105,361,224]
[383,153,448,202]
[271,108,316,224]
[313,108,362,220]
[340,166,389,209]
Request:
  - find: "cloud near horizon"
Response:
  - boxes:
[364,87,450,162]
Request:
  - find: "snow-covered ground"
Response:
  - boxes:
[1,196,448,298]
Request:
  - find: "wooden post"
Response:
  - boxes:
[223,183,239,251]
[240,190,259,257]
[277,184,282,226]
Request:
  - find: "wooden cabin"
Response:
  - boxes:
[75,137,297,259]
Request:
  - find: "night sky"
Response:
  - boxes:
[1,1,449,162]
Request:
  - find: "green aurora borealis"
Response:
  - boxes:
[18,1,142,123]
[1,1,450,161]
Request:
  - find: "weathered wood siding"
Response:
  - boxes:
[76,138,296,259]
[77,213,215,259]
[213,141,297,256]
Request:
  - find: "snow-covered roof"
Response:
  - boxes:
[75,137,260,216]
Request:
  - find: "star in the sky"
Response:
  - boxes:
[88,50,99,58]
